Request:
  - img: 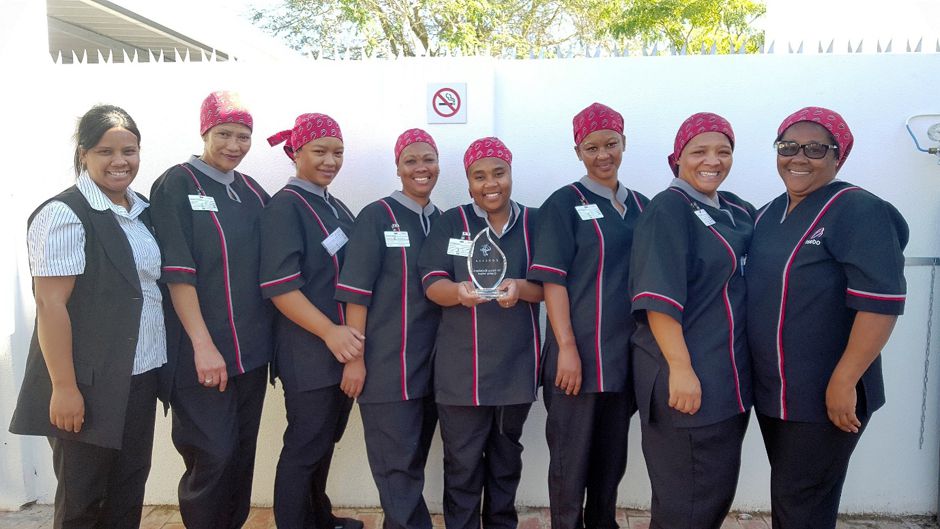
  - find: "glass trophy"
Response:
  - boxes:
[467,228,508,299]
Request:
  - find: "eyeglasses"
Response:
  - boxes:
[774,140,838,159]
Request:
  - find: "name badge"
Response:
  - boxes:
[321,228,348,256]
[189,195,218,212]
[447,238,473,257]
[694,209,716,226]
[575,204,604,220]
[384,231,411,247]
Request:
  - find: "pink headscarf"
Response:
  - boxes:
[572,102,624,146]
[267,113,343,161]
[777,106,853,165]
[463,137,512,173]
[200,91,253,136]
[668,112,735,176]
[394,128,438,164]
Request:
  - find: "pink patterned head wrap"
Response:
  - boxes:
[463,137,512,173]
[572,102,624,146]
[668,112,735,176]
[777,106,853,165]
[200,91,253,136]
[395,128,438,164]
[267,113,343,161]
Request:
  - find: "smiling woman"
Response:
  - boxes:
[148,91,274,529]
[10,104,166,528]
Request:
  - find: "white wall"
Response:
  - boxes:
[1,31,939,515]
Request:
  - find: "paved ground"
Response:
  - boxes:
[0,504,937,528]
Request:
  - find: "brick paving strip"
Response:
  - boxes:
[0,504,936,529]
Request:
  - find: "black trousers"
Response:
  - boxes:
[49,369,158,529]
[274,384,353,529]
[640,402,749,529]
[170,365,267,529]
[360,396,438,529]
[757,412,867,529]
[542,389,633,529]
[437,403,532,529]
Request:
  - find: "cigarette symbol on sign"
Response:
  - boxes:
[433,88,461,118]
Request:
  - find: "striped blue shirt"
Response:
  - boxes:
[27,174,167,375]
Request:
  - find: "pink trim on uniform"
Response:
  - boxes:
[529,264,567,277]
[179,164,246,374]
[163,265,196,274]
[846,288,906,302]
[422,270,451,283]
[719,195,751,218]
[632,292,684,312]
[776,186,860,419]
[379,199,411,401]
[631,190,645,212]
[458,206,481,405]
[669,187,744,412]
[262,271,302,289]
[569,184,606,391]
[240,174,267,206]
[336,283,372,296]
[283,188,347,325]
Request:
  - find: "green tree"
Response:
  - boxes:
[248,0,765,58]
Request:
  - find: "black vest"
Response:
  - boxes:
[9,186,153,449]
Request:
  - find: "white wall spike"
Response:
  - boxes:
[148,49,157,63]
[210,49,217,62]
[886,39,893,52]
[737,41,746,54]
[856,40,864,53]
[123,49,131,63]
[767,40,775,54]
[97,49,106,63]
[157,50,164,63]
[915,38,922,52]
[54,51,62,64]
[710,42,717,55]
[200,49,207,62]
[184,49,191,62]
[173,48,182,62]
[797,41,803,54]
[826,40,834,53]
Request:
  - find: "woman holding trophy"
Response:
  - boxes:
[417,136,543,529]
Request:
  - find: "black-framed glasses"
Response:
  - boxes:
[774,140,838,159]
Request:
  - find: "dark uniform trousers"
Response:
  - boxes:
[274,384,353,529]
[437,403,532,529]
[757,411,867,529]
[171,365,267,529]
[360,396,438,529]
[542,389,633,529]
[640,382,749,529]
[49,370,158,529]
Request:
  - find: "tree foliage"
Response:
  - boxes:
[249,0,766,58]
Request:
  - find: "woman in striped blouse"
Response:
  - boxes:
[10,104,166,529]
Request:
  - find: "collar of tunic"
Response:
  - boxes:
[579,175,628,216]
[76,172,148,219]
[471,200,521,237]
[188,155,235,185]
[288,177,329,199]
[390,190,437,217]
[669,177,735,225]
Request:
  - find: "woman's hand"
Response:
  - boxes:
[555,344,582,395]
[49,383,85,433]
[194,340,228,391]
[497,279,519,309]
[457,281,487,307]
[325,324,365,363]
[341,358,366,399]
[826,376,861,433]
[667,364,702,415]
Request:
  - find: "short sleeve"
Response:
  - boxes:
[149,167,198,285]
[828,194,908,315]
[417,211,455,290]
[335,203,385,306]
[527,190,577,286]
[259,194,308,298]
[629,194,690,323]
[27,201,85,277]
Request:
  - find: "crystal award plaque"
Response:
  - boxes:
[467,228,508,299]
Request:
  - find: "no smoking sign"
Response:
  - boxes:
[427,83,467,124]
